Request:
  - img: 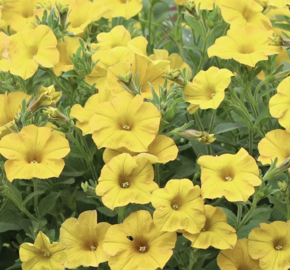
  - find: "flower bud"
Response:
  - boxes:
[278,181,288,192]
[162,69,185,86]
[183,129,216,145]
[184,1,198,18]
[276,157,290,174]
[118,71,132,84]
[269,34,290,46]
[28,85,62,112]
[55,0,69,13]
[43,107,68,123]
[36,2,52,10]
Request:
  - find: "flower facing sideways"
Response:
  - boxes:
[183,205,237,250]
[248,221,290,270]
[103,210,177,270]
[0,125,70,181]
[89,95,161,152]
[198,148,261,202]
[59,210,111,269]
[19,231,66,270]
[151,178,205,234]
[96,153,158,210]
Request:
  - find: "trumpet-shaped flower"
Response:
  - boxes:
[217,239,262,270]
[208,25,281,67]
[70,89,112,135]
[10,25,59,80]
[96,153,158,210]
[220,0,272,30]
[248,221,290,270]
[102,0,143,20]
[59,210,111,269]
[0,91,30,137]
[258,129,290,167]
[184,67,233,114]
[19,231,66,270]
[269,77,290,132]
[89,95,161,152]
[151,179,205,233]
[198,148,261,202]
[183,205,237,250]
[103,135,179,164]
[0,125,70,181]
[103,210,177,270]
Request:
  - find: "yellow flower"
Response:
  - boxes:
[0,125,70,181]
[107,54,166,99]
[28,85,62,112]
[19,231,66,270]
[102,0,143,20]
[269,77,290,132]
[0,91,30,137]
[207,25,281,67]
[258,129,290,167]
[175,0,220,9]
[103,135,179,164]
[89,95,161,152]
[183,205,237,250]
[220,0,272,30]
[184,67,233,114]
[248,221,290,270]
[96,153,158,210]
[198,148,261,202]
[10,25,59,80]
[257,0,290,8]
[59,210,111,269]
[103,210,177,270]
[85,46,134,90]
[53,36,80,76]
[151,179,205,233]
[217,239,262,270]
[70,90,112,135]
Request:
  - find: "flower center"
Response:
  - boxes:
[2,49,9,59]
[43,251,51,257]
[201,228,206,232]
[172,204,179,210]
[123,125,130,130]
[225,176,232,181]
[120,0,130,3]
[275,245,283,250]
[211,93,215,98]
[122,182,130,188]
[30,160,38,164]
[139,246,147,253]
[90,246,96,251]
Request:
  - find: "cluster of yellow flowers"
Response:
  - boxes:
[1,0,290,269]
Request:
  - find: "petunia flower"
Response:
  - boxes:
[70,89,113,135]
[103,210,177,270]
[96,153,158,210]
[0,91,30,137]
[207,25,282,67]
[103,135,179,164]
[217,239,262,270]
[198,148,261,202]
[0,125,70,181]
[269,77,290,132]
[19,231,66,270]
[102,0,143,20]
[184,67,233,114]
[59,210,111,269]
[248,221,290,270]
[151,179,205,234]
[220,0,272,30]
[89,95,161,152]
[9,25,59,80]
[183,205,237,250]
[258,129,290,168]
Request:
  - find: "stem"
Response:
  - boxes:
[193,113,204,131]
[237,195,259,230]
[154,164,160,186]
[116,207,126,223]
[208,110,216,133]
[147,0,154,55]
[177,6,184,60]
[237,204,243,225]
[249,127,253,156]
[33,179,40,219]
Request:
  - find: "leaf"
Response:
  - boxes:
[0,209,22,232]
[268,196,288,217]
[184,13,204,36]
[38,192,60,217]
[272,22,290,32]
[214,123,247,134]
[62,70,79,78]
[97,206,117,217]
[250,207,272,222]
[237,220,263,238]
[219,207,237,227]
[22,190,45,207]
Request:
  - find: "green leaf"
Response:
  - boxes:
[268,196,288,217]
[184,14,204,36]
[250,207,272,221]
[0,209,22,232]
[214,123,247,134]
[238,220,263,238]
[97,206,117,217]
[219,207,237,227]
[272,22,290,32]
[38,192,60,217]
[22,190,45,207]
[62,70,79,78]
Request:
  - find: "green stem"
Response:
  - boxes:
[116,207,126,223]
[237,195,259,230]
[249,127,253,156]
[237,204,243,225]
[154,164,160,186]
[177,6,184,60]
[147,0,154,54]
[193,113,204,131]
[208,110,216,133]
[33,179,40,219]
[254,79,266,100]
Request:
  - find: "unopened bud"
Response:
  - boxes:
[81,181,89,192]
[278,181,288,192]
[55,0,69,13]
[206,19,214,28]
[257,191,265,198]
[274,70,290,80]
[269,34,290,46]
[162,69,185,86]
[36,2,52,9]
[184,1,198,18]
[118,71,132,84]
[43,107,68,123]
[276,157,290,174]
[183,129,216,145]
